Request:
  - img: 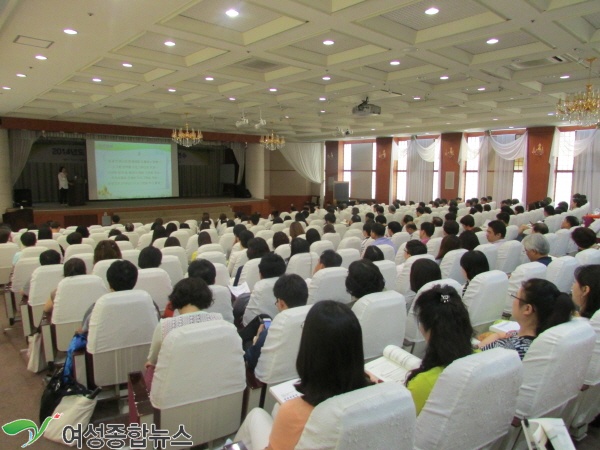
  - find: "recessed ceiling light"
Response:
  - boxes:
[560,75,570,79]
[319,97,327,101]
[548,112,554,116]
[446,122,451,125]
[168,88,176,92]
[92,78,102,82]
[425,7,439,15]
[493,118,498,121]
[63,29,77,35]
[35,55,47,60]
[164,41,176,47]
[390,60,401,66]
[322,76,331,81]
[413,96,421,100]
[320,110,326,113]
[487,38,499,45]
[269,88,278,92]
[509,126,514,129]
[478,87,486,91]
[229,97,236,101]
[226,9,239,18]
[285,115,290,119]
[2,86,11,90]
[16,73,26,78]
[371,128,376,131]
[440,75,449,80]
[323,40,335,46]
[205,76,214,81]
[122,63,133,68]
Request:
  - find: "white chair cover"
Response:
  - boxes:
[376,244,396,261]
[160,255,184,286]
[185,235,199,261]
[426,237,442,257]
[53,275,108,325]
[545,256,580,293]
[197,251,227,266]
[237,258,261,291]
[462,270,508,329]
[256,230,274,241]
[206,285,234,323]
[64,244,94,260]
[321,233,341,250]
[213,263,230,287]
[416,349,523,450]
[474,243,498,270]
[36,239,62,255]
[505,225,519,241]
[553,229,571,257]
[10,257,40,296]
[198,243,225,255]
[391,232,410,251]
[296,383,415,450]
[373,260,396,291]
[114,240,134,252]
[21,247,47,260]
[337,248,360,269]
[308,267,350,305]
[255,305,312,384]
[395,254,436,295]
[161,247,188,273]
[170,230,191,248]
[545,215,563,233]
[503,262,547,314]
[496,240,523,274]
[439,248,468,284]
[353,291,406,360]
[475,230,488,245]
[243,277,279,326]
[310,240,334,256]
[28,265,63,307]
[0,243,18,285]
[274,244,291,261]
[134,268,173,311]
[576,248,600,265]
[92,258,119,288]
[286,252,319,280]
[120,249,141,267]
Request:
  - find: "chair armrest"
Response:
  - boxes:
[128,371,154,426]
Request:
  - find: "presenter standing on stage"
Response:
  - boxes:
[58,166,69,205]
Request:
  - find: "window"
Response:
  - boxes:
[464,136,481,199]
[395,140,409,201]
[343,143,377,199]
[432,141,441,199]
[512,158,524,201]
[554,131,575,204]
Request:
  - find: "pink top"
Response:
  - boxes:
[267,397,314,450]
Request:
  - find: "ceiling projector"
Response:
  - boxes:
[235,117,249,128]
[352,97,381,116]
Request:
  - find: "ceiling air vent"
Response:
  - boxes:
[242,59,280,72]
[13,35,54,48]
[509,54,578,70]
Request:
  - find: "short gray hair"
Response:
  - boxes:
[522,233,549,255]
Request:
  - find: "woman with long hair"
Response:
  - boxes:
[289,222,304,240]
[436,235,461,263]
[406,285,473,414]
[93,239,122,264]
[460,250,489,295]
[572,265,600,319]
[235,300,371,449]
[479,278,575,359]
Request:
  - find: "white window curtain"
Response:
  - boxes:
[406,137,437,202]
[277,142,324,184]
[9,129,41,185]
[547,127,561,199]
[230,142,246,184]
[568,129,600,209]
[458,133,489,199]
[490,132,528,203]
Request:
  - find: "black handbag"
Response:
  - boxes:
[39,367,90,425]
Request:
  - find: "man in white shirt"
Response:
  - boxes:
[486,220,506,246]
[58,166,69,205]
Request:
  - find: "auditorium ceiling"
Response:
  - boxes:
[1,0,599,141]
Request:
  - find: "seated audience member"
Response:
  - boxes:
[233,237,270,286]
[312,249,342,275]
[125,223,135,232]
[460,250,490,295]
[79,260,144,334]
[235,301,371,449]
[44,257,87,315]
[190,231,213,261]
[244,273,309,371]
[289,222,304,240]
[349,214,361,225]
[571,227,599,254]
[75,225,90,238]
[145,277,221,369]
[138,246,162,269]
[108,228,122,238]
[0,227,11,244]
[431,217,443,229]
[459,215,478,232]
[442,220,459,237]
[272,231,290,250]
[164,236,180,248]
[405,222,418,239]
[22,249,61,297]
[12,231,37,265]
[114,234,129,242]
[288,237,310,262]
[404,240,428,259]
[227,230,254,276]
[543,205,555,217]
[324,212,336,225]
[522,234,552,266]
[111,214,120,225]
[363,245,384,262]
[406,285,473,414]
[496,212,510,227]
[514,205,525,215]
[365,212,375,222]
[94,239,122,264]
[479,279,575,359]
[401,215,414,227]
[517,222,549,241]
[419,222,434,245]
[360,222,374,255]
[486,220,506,245]
[368,223,396,253]
[572,265,600,319]
[322,224,335,235]
[230,223,247,254]
[66,232,83,246]
[459,230,480,251]
[435,235,461,263]
[561,215,580,230]
[375,215,387,225]
[38,226,53,240]
[151,225,168,244]
[345,259,385,308]
[165,222,177,236]
[387,221,402,237]
[305,229,321,247]
[407,258,442,310]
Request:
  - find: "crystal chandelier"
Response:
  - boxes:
[260,131,285,151]
[556,58,600,127]
[172,114,203,147]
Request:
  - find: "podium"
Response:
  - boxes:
[68,178,86,207]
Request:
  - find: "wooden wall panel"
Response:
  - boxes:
[440,133,462,200]
[526,127,554,204]
[324,141,343,204]
[375,137,392,203]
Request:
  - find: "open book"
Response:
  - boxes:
[490,320,520,334]
[269,378,301,404]
[521,418,575,450]
[364,345,422,383]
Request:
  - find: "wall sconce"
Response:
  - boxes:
[378,149,387,160]
[326,151,334,160]
[444,146,455,158]
[531,143,544,157]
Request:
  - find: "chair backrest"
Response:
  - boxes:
[137,233,152,250]
[213,263,229,287]
[161,246,187,273]
[517,319,595,418]
[395,254,436,295]
[310,240,334,256]
[474,243,498,270]
[475,230,488,245]
[198,243,225,255]
[504,262,547,314]
[583,311,600,386]
[134,268,173,311]
[21,246,47,259]
[170,230,191,247]
[416,349,523,450]
[575,248,600,265]
[439,248,467,284]
[0,243,19,284]
[118,249,139,267]
[238,258,261,290]
[92,258,120,288]
[321,233,341,250]
[353,291,407,360]
[552,229,571,257]
[122,232,140,248]
[255,305,312,384]
[242,277,279,326]
[545,215,563,233]
[338,234,362,250]
[505,225,519,241]
[206,285,234,323]
[160,255,184,286]
[197,251,227,266]
[296,383,415,450]
[256,230,274,241]
[337,248,360,269]
[28,265,64,307]
[308,267,351,305]
[87,290,158,386]
[64,253,94,273]
[376,244,396,261]
[371,260,396,291]
[462,270,508,328]
[545,256,579,293]
[10,257,40,293]
[64,243,94,260]
[426,237,442,257]
[114,240,134,251]
[286,252,319,279]
[36,239,62,255]
[496,240,524,274]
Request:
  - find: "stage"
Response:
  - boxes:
[11,197,271,229]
